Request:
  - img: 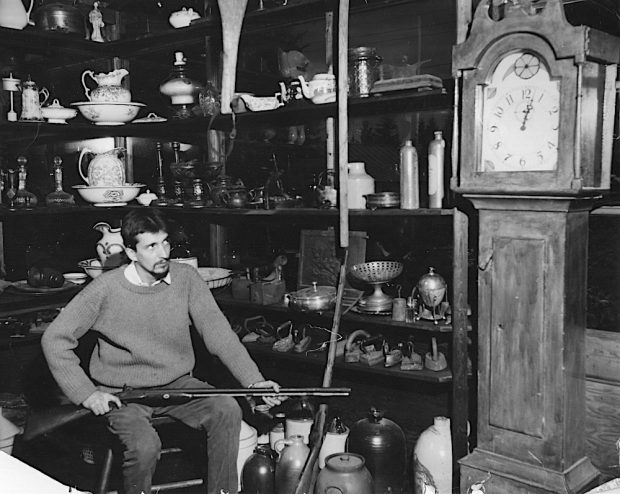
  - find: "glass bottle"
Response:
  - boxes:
[14,156,37,209]
[45,156,75,207]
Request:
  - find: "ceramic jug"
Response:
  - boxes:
[0,0,33,29]
[241,444,277,494]
[81,68,131,103]
[318,417,350,468]
[20,78,49,121]
[78,147,126,187]
[274,435,310,494]
[315,453,374,494]
[413,416,452,494]
[94,222,125,267]
[348,407,407,494]
[347,162,375,209]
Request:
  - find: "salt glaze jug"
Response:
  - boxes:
[414,416,452,494]
[78,147,126,187]
[274,435,310,494]
[94,222,125,267]
[0,0,33,29]
[315,453,374,494]
[81,68,131,103]
[348,407,407,494]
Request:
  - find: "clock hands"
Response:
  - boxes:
[520,98,533,131]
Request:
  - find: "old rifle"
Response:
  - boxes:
[23,386,351,441]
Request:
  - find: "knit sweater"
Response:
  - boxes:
[41,262,264,405]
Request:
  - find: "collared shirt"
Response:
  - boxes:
[124,262,171,287]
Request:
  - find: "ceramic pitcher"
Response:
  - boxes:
[0,0,33,29]
[93,222,125,267]
[20,78,49,121]
[78,147,126,187]
[81,68,131,103]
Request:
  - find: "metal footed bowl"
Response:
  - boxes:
[350,261,403,284]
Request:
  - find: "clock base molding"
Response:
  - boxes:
[460,449,599,494]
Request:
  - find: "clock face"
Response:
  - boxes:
[480,51,560,172]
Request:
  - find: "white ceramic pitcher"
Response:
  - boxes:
[81,68,131,103]
[0,0,33,29]
[78,147,126,187]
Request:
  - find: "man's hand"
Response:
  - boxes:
[250,380,284,408]
[82,390,122,415]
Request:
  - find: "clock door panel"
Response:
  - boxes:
[475,204,590,470]
[489,237,545,437]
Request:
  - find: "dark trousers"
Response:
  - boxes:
[105,375,242,494]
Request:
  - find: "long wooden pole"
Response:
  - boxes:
[295,3,350,492]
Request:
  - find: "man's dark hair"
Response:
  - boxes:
[121,208,169,250]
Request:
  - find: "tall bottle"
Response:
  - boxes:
[46,156,75,207]
[428,131,445,209]
[399,140,419,209]
[14,156,37,209]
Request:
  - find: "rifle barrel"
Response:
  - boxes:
[125,387,351,398]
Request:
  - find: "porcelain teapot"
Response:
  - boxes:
[81,68,131,103]
[298,74,336,104]
[0,0,33,29]
[78,147,126,187]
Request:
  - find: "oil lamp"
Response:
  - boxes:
[159,51,203,119]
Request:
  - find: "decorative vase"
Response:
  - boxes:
[347,161,375,209]
[348,407,407,494]
[274,435,310,494]
[241,444,277,494]
[413,416,452,494]
[315,453,374,494]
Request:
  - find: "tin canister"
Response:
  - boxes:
[348,47,382,97]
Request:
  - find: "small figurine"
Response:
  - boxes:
[89,2,105,42]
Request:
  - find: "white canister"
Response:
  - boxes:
[286,417,314,445]
[413,416,452,494]
[347,162,375,209]
[318,427,350,469]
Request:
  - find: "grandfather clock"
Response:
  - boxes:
[452,1,619,492]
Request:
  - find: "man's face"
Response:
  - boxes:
[126,230,171,283]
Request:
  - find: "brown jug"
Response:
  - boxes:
[348,407,407,494]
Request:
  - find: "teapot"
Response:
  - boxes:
[298,74,336,104]
[20,77,49,121]
[81,68,131,103]
[222,188,248,209]
[78,147,126,187]
[0,0,33,29]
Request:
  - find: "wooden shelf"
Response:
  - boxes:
[243,340,456,383]
[0,85,451,144]
[0,204,456,219]
[215,292,461,334]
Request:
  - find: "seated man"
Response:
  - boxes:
[42,209,280,494]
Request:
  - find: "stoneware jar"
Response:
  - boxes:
[315,453,374,494]
[348,407,407,494]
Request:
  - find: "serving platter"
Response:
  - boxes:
[10,280,78,295]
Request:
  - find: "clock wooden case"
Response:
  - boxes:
[452,0,619,196]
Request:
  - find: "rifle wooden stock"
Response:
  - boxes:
[23,387,350,441]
